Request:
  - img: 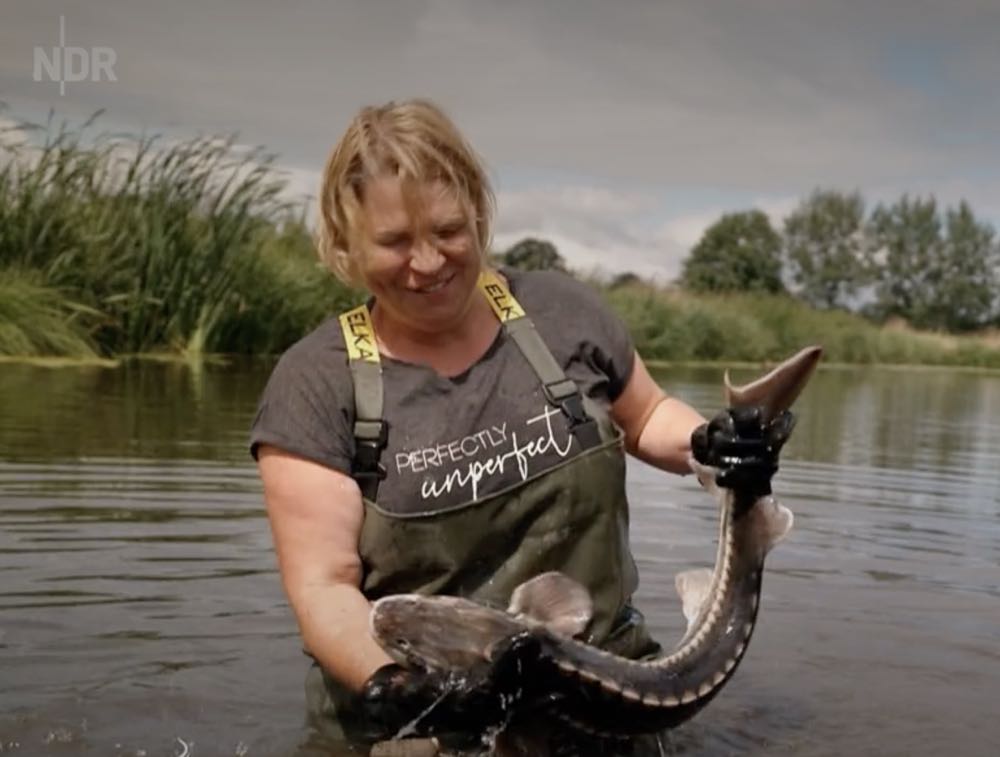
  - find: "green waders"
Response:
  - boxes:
[304,273,664,755]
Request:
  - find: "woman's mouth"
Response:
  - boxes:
[412,273,454,294]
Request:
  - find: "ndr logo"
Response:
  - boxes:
[33,16,117,96]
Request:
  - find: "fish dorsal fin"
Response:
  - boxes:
[507,572,593,637]
[675,568,714,631]
[724,345,823,422]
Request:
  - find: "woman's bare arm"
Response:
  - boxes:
[610,352,707,474]
[257,445,392,692]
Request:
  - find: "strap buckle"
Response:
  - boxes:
[542,379,578,406]
[352,420,388,483]
[543,381,600,447]
[354,419,388,446]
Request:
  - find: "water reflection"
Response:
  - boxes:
[0,358,272,462]
[2,359,999,755]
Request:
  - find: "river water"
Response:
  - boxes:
[1,359,998,756]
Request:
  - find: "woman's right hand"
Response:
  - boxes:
[257,445,394,690]
[360,632,549,741]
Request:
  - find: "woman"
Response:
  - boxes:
[250,99,781,753]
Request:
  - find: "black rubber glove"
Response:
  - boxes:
[690,406,795,497]
[360,631,547,742]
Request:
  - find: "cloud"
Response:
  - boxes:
[273,163,321,210]
[656,209,726,252]
[495,185,686,280]
[3,0,998,270]
[494,227,684,284]
[4,0,998,197]
[496,186,651,242]
[0,114,32,148]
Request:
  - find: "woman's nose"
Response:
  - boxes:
[409,237,445,274]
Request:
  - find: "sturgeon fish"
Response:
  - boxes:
[369,346,823,752]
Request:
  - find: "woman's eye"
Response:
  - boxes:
[435,226,462,240]
[378,235,410,249]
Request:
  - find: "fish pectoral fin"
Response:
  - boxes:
[675,567,714,630]
[507,571,593,637]
[753,497,794,554]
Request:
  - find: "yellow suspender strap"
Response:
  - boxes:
[338,272,526,355]
[338,304,385,501]
[339,305,380,364]
[478,270,601,449]
[477,270,526,323]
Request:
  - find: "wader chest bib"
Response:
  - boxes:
[310,272,656,742]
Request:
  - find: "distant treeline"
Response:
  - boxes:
[677,192,1000,333]
[495,238,1000,369]
[2,110,999,368]
[496,189,1000,335]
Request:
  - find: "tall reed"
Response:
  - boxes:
[0,110,357,357]
[0,269,99,357]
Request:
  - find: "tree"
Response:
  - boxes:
[498,237,567,273]
[864,195,998,331]
[609,271,642,289]
[783,189,869,310]
[865,195,942,327]
[934,201,998,331]
[681,210,784,294]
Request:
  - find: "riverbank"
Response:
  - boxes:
[5,263,1000,368]
[3,119,1000,367]
[6,353,1000,376]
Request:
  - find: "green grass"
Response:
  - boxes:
[603,283,1000,369]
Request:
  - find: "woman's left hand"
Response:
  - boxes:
[690,406,795,497]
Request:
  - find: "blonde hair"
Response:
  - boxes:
[316,99,495,287]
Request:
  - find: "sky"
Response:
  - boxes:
[2,0,999,280]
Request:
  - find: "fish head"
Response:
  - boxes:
[371,594,526,671]
[370,573,594,674]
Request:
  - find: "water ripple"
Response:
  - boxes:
[3,363,1000,755]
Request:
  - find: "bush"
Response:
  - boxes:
[603,283,1000,368]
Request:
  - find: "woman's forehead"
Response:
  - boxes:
[363,175,466,227]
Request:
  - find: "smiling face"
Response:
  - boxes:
[359,175,483,338]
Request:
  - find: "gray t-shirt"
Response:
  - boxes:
[249,269,635,514]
